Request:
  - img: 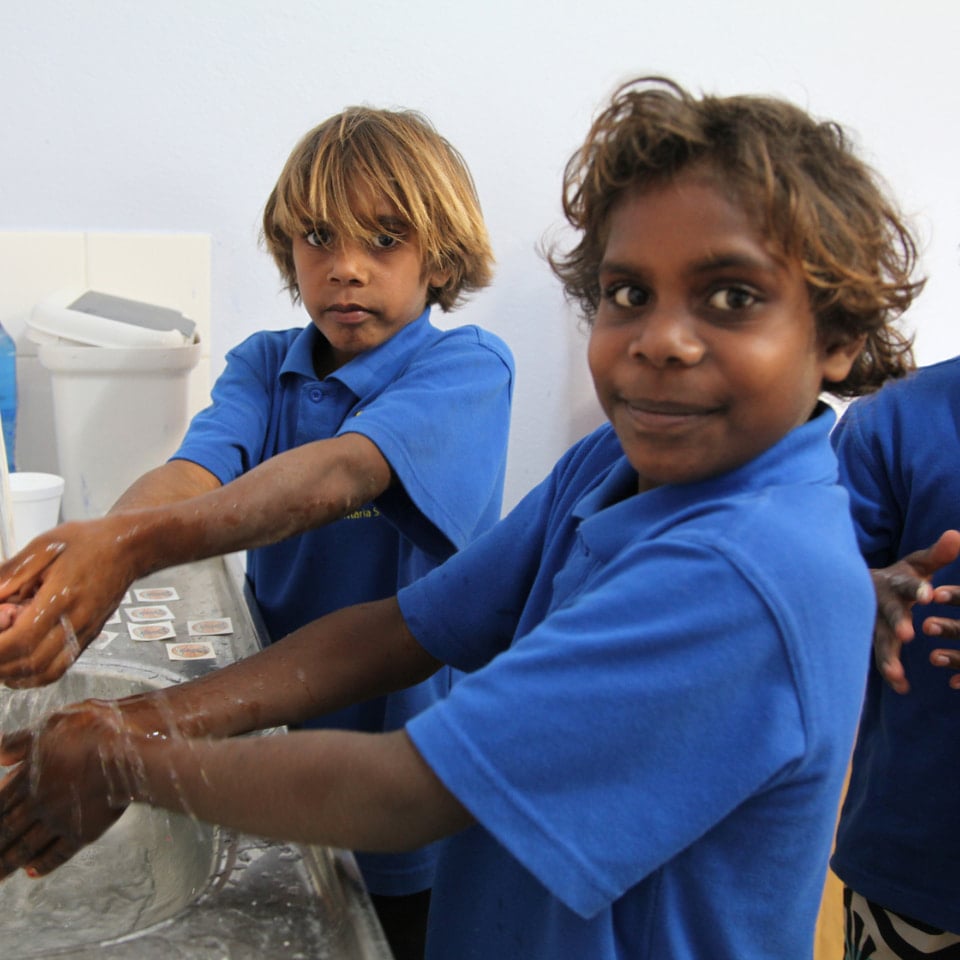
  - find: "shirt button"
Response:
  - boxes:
[309,387,323,402]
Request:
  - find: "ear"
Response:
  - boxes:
[426,267,452,291]
[821,333,867,384]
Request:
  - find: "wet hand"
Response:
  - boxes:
[0,518,139,687]
[872,530,960,694]
[0,701,131,880]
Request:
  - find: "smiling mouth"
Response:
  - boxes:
[622,398,719,429]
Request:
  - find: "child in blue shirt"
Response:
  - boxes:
[0,106,514,959]
[0,77,923,959]
[828,359,960,956]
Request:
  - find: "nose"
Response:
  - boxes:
[628,305,704,367]
[327,241,369,286]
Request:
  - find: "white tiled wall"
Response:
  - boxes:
[0,232,211,473]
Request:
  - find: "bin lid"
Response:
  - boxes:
[28,290,196,348]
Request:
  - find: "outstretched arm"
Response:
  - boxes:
[870,529,960,693]
[0,433,392,686]
[0,595,448,878]
[0,459,220,686]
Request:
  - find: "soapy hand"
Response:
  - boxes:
[0,700,133,880]
[0,603,19,631]
[871,529,960,694]
[0,517,139,687]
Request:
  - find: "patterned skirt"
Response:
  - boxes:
[844,888,960,959]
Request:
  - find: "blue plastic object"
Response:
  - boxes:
[0,321,17,472]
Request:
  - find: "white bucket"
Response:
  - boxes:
[38,341,201,520]
[9,472,65,550]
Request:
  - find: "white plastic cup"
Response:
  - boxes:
[9,472,65,551]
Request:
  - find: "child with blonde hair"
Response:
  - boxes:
[0,106,514,959]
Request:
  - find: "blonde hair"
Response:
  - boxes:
[262,107,494,311]
[549,77,924,396]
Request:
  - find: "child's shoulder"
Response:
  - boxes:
[839,353,960,439]
[423,322,515,370]
[857,354,960,409]
[228,326,303,360]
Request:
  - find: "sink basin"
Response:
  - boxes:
[0,663,227,957]
[0,558,392,959]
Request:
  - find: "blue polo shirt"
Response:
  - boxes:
[400,410,873,959]
[831,356,960,932]
[174,308,514,894]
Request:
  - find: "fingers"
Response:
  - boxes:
[0,769,48,881]
[920,530,960,576]
[22,836,82,878]
[0,730,34,767]
[872,568,927,646]
[872,622,909,694]
[930,648,960,690]
[876,648,909,695]
[0,603,20,630]
[0,822,59,881]
[0,621,83,687]
[0,536,66,603]
[931,584,960,606]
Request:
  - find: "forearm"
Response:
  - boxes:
[0,436,395,686]
[109,460,220,513]
[108,434,394,574]
[117,597,442,739]
[122,728,473,851]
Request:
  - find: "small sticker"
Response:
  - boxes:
[166,641,217,661]
[134,587,180,603]
[187,617,233,637]
[129,622,177,641]
[120,591,132,605]
[92,630,117,650]
[127,605,175,623]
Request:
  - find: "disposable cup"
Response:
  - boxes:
[9,472,65,550]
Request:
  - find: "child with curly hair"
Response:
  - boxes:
[0,78,922,959]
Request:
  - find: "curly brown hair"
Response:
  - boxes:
[549,77,924,397]
[262,107,494,312]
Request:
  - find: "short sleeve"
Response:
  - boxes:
[407,539,805,918]
[173,336,280,482]
[341,327,513,552]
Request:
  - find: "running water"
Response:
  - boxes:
[60,613,82,667]
[0,667,221,956]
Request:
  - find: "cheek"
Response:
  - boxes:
[586,325,616,380]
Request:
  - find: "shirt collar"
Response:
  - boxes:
[574,403,839,533]
[279,308,436,393]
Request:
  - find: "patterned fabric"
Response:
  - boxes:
[844,889,960,959]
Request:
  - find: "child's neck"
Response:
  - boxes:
[312,336,340,378]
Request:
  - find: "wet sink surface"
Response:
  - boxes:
[0,665,223,957]
[0,557,392,960]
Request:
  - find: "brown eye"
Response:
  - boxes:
[610,285,649,308]
[707,286,757,311]
[305,227,333,247]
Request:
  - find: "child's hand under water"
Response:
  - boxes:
[0,700,132,880]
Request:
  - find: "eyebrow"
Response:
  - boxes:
[376,215,409,233]
[600,250,780,278]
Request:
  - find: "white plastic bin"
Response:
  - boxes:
[38,341,201,520]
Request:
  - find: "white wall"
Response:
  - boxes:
[2,0,958,511]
